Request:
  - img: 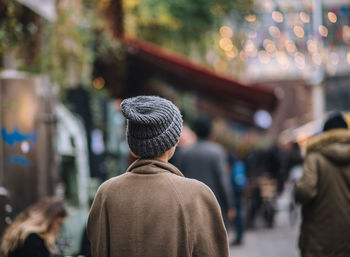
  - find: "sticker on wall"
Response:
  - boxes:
[1,127,38,167]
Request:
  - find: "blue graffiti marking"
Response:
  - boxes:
[5,155,32,167]
[1,127,37,147]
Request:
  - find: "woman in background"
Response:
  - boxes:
[0,197,67,257]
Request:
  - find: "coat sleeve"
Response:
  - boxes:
[87,184,110,257]
[294,153,318,205]
[190,184,230,257]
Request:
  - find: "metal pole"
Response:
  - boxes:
[311,0,325,121]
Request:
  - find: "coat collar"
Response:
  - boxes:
[126,158,184,177]
[305,129,350,156]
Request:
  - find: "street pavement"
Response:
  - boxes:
[229,183,301,257]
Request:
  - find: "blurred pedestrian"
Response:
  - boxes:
[87,96,229,257]
[0,197,67,257]
[295,111,350,257]
[180,116,235,227]
[229,155,247,246]
[169,124,196,169]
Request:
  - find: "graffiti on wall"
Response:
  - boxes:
[1,127,38,167]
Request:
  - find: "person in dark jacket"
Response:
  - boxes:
[295,111,350,257]
[180,116,235,225]
[0,197,67,257]
[87,96,229,257]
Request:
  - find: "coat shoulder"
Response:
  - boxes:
[167,174,218,203]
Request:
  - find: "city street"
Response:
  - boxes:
[2,1,350,256]
[230,189,301,257]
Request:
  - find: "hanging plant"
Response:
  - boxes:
[0,0,126,90]
[0,0,41,68]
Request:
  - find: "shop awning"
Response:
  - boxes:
[120,37,278,125]
[16,0,56,21]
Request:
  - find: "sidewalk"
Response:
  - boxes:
[229,186,300,257]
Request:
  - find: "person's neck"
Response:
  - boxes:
[154,150,173,162]
[154,155,169,163]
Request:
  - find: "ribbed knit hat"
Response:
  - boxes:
[121,95,183,158]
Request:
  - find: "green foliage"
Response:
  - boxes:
[124,0,254,55]
[0,0,22,51]
[0,0,41,67]
[38,7,94,86]
[0,0,126,89]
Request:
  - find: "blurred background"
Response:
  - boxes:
[0,0,349,256]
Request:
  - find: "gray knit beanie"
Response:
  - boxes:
[121,95,183,158]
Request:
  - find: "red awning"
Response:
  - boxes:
[120,37,278,124]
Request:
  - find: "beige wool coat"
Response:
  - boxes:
[87,159,229,257]
[295,129,350,257]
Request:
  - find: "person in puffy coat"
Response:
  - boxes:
[87,96,229,257]
[295,111,350,257]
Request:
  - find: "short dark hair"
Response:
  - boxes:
[193,116,212,139]
[323,111,348,132]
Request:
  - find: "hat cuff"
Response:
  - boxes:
[128,121,182,157]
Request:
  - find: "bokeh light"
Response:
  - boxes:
[264,39,276,53]
[312,53,322,65]
[254,110,272,129]
[276,51,289,67]
[272,11,284,23]
[269,26,281,38]
[226,45,238,59]
[299,12,310,23]
[307,40,317,53]
[347,52,350,64]
[294,25,305,38]
[328,12,337,23]
[219,38,233,52]
[93,77,105,90]
[245,14,256,23]
[319,25,328,37]
[258,50,271,64]
[220,26,233,38]
[343,26,350,44]
[285,40,297,53]
[244,40,258,58]
[294,52,305,69]
[329,52,339,65]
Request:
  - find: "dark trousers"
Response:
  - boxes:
[234,190,244,242]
